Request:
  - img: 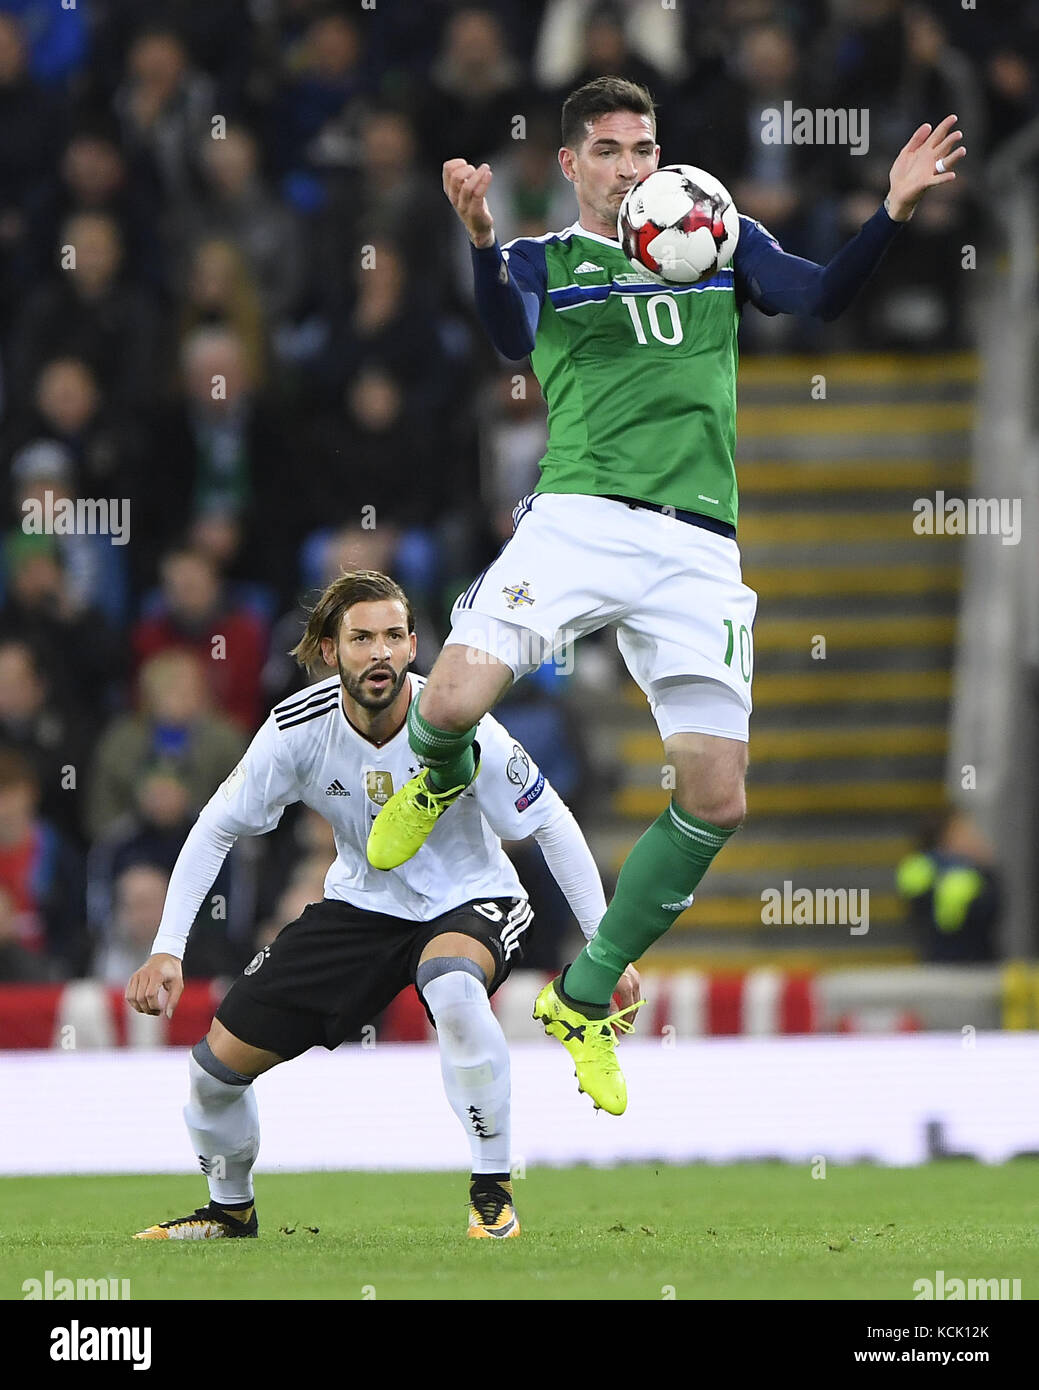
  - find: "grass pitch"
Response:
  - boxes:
[2,1161,1037,1301]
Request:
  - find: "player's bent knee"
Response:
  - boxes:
[203,1020,281,1081]
[415,954,488,994]
[418,932,495,987]
[417,959,497,1052]
[678,790,746,830]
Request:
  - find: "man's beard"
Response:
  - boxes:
[337,656,408,711]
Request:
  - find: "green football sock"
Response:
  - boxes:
[408,701,477,792]
[563,802,739,1005]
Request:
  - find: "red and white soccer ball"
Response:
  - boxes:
[618,165,739,285]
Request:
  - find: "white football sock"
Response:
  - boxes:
[422,970,511,1176]
[183,1053,259,1206]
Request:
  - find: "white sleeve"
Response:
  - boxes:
[473,714,606,938]
[531,806,607,940]
[472,714,562,841]
[149,715,301,960]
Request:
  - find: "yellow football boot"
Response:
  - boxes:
[533,977,644,1115]
[366,757,479,871]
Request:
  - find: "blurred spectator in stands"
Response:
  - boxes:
[479,368,548,540]
[0,747,87,977]
[447,106,573,294]
[896,809,1000,963]
[89,0,257,113]
[316,106,456,308]
[253,853,330,952]
[983,40,1039,150]
[24,125,165,293]
[671,21,828,269]
[822,7,979,348]
[143,326,295,597]
[0,530,123,716]
[898,7,986,156]
[180,237,269,388]
[0,0,88,87]
[272,8,370,204]
[131,549,268,731]
[535,0,686,92]
[185,508,277,624]
[265,523,398,703]
[309,241,443,512]
[88,775,242,979]
[168,123,305,324]
[4,437,130,627]
[1,358,142,547]
[817,0,904,113]
[319,236,443,401]
[88,648,245,840]
[479,107,574,244]
[92,862,170,985]
[253,804,335,945]
[0,12,65,329]
[9,209,163,409]
[540,1,674,99]
[114,27,216,201]
[315,235,476,543]
[0,881,57,981]
[0,638,92,845]
[415,8,529,172]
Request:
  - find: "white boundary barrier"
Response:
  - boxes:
[3,1034,1038,1174]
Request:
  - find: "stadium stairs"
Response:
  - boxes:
[588,352,977,972]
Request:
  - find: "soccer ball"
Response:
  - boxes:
[618,165,739,285]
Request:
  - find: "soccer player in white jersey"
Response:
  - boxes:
[127,569,631,1240]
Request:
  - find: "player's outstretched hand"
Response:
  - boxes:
[612,963,643,1032]
[443,158,496,249]
[886,115,965,222]
[126,953,184,1020]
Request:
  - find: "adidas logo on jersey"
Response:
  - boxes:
[326,779,350,796]
[574,260,604,274]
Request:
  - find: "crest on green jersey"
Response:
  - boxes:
[502,580,535,610]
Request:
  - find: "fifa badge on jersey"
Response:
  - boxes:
[365,770,395,806]
[502,579,535,610]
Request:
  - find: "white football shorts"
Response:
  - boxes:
[445,493,758,742]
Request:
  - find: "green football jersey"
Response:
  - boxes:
[510,224,740,529]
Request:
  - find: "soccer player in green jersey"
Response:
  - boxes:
[367,76,966,1113]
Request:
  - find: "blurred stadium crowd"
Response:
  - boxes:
[0,0,1035,985]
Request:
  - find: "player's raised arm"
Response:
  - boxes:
[444,156,548,359]
[884,114,966,222]
[736,114,966,322]
[443,158,496,248]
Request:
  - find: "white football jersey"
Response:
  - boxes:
[205,672,566,921]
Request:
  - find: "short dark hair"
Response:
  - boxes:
[561,76,657,152]
[290,570,414,673]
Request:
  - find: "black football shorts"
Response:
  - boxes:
[215,895,531,1060]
